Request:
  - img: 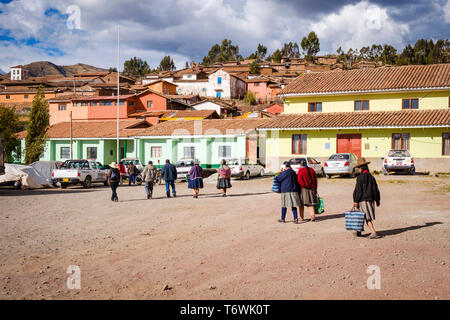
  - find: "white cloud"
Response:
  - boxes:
[444,0,450,23]
[311,0,410,53]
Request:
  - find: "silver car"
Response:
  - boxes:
[280,157,324,177]
[175,158,199,181]
[324,153,359,178]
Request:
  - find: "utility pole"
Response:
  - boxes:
[116,25,120,164]
[70,111,73,159]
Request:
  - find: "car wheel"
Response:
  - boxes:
[320,168,325,177]
[259,169,265,177]
[245,171,250,180]
[326,174,331,179]
[410,167,416,175]
[83,176,92,188]
[350,169,356,178]
[61,183,68,189]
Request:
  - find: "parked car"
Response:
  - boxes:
[382,150,415,175]
[226,158,265,180]
[324,153,359,178]
[121,158,144,171]
[280,157,324,176]
[176,158,198,181]
[52,160,109,188]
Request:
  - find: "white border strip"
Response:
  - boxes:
[258,125,449,131]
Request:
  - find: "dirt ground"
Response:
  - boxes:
[0,174,449,300]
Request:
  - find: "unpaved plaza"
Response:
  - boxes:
[0,175,449,300]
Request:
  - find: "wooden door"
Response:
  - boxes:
[337,134,362,157]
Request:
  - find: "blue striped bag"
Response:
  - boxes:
[345,208,365,231]
[272,176,281,193]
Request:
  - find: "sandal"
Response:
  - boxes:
[368,233,381,239]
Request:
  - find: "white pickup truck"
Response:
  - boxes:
[52,160,109,188]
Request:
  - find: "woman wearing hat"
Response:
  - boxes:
[188,160,203,198]
[276,162,303,224]
[217,159,232,197]
[107,162,121,202]
[353,158,381,239]
[297,158,319,222]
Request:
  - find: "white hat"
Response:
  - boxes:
[110,162,118,168]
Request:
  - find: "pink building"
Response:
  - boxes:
[246,77,281,103]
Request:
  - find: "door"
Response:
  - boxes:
[337,134,362,158]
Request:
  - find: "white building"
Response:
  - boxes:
[10,65,29,81]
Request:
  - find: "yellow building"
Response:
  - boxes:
[260,64,450,172]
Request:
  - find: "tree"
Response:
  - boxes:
[25,86,50,165]
[244,91,257,105]
[108,67,117,72]
[267,49,282,63]
[159,55,176,71]
[202,39,242,65]
[381,44,397,65]
[246,43,267,61]
[281,42,300,59]
[123,57,151,77]
[0,105,21,162]
[301,31,320,61]
[249,61,261,75]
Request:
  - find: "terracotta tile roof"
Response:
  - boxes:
[258,109,450,129]
[132,119,269,137]
[190,98,238,111]
[160,110,220,120]
[71,95,134,101]
[16,119,151,139]
[280,64,450,96]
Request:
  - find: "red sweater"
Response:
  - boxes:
[297,167,318,189]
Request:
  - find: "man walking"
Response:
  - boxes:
[161,159,177,198]
[107,162,120,202]
[128,162,137,186]
[142,161,157,199]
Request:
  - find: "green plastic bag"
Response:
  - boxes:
[314,197,324,214]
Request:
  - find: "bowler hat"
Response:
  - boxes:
[354,157,371,168]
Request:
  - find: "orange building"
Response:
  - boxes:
[144,80,177,95]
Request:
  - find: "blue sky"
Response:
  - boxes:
[0,0,449,72]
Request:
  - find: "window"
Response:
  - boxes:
[392,133,410,150]
[119,100,125,106]
[308,102,322,112]
[6,95,10,99]
[129,101,135,106]
[100,101,113,106]
[402,98,419,109]
[183,146,195,158]
[91,162,97,170]
[24,94,28,99]
[292,134,307,154]
[187,74,192,79]
[254,82,260,87]
[217,77,222,84]
[81,101,89,106]
[218,146,231,158]
[91,101,97,106]
[443,133,450,156]
[216,91,221,98]
[73,102,78,107]
[87,147,97,159]
[355,100,369,111]
[151,146,162,158]
[147,101,153,108]
[202,88,206,92]
[61,147,70,159]
[58,104,67,111]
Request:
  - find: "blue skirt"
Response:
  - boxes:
[188,178,204,189]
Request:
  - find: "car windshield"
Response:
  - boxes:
[328,154,350,161]
[176,160,194,167]
[290,158,304,165]
[63,161,89,169]
[388,150,410,157]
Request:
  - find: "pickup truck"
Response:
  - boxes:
[226,158,265,180]
[52,160,109,188]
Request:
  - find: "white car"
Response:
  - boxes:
[121,158,144,172]
[176,158,199,181]
[280,157,324,176]
[324,153,359,178]
[226,158,265,180]
[382,150,415,175]
[52,160,109,188]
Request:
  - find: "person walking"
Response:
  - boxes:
[216,159,232,197]
[118,162,126,185]
[142,160,157,199]
[161,159,177,198]
[297,159,319,222]
[353,158,381,239]
[188,160,203,198]
[276,162,302,224]
[107,162,120,202]
[127,162,137,186]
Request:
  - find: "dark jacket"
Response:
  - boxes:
[297,166,318,190]
[276,168,300,193]
[161,163,177,181]
[353,171,381,203]
[108,168,120,183]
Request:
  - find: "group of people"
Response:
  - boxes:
[106,158,233,201]
[275,157,381,238]
[109,161,138,186]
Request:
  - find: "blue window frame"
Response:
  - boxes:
[216,91,221,98]
[217,77,222,84]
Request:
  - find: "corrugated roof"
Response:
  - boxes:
[258,109,450,129]
[279,64,450,96]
